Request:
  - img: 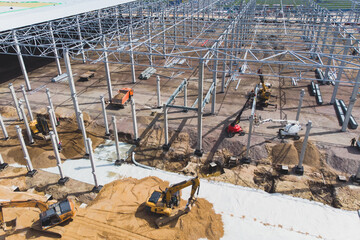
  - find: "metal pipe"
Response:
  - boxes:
[0,114,9,140]
[19,100,34,144]
[49,23,62,75]
[296,89,305,121]
[49,131,65,179]
[129,27,136,84]
[47,106,60,149]
[184,79,188,108]
[20,85,33,121]
[16,125,36,176]
[212,48,218,115]
[342,70,360,131]
[86,137,102,192]
[100,96,110,136]
[245,115,254,160]
[163,103,169,148]
[46,88,57,126]
[103,35,113,101]
[76,16,86,63]
[297,120,312,172]
[112,116,121,161]
[131,151,153,170]
[156,76,162,107]
[9,83,22,120]
[78,111,89,155]
[64,50,81,129]
[195,60,204,156]
[131,98,139,141]
[13,30,31,91]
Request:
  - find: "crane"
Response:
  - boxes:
[0,198,76,237]
[145,177,200,227]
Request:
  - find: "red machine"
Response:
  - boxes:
[111,88,133,108]
[225,94,252,137]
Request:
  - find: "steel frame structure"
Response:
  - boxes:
[1,0,360,155]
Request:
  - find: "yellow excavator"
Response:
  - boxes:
[145,176,200,227]
[29,115,51,140]
[0,198,76,238]
[257,69,273,108]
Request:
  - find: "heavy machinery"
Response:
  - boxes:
[145,176,200,227]
[29,115,50,140]
[256,69,273,108]
[225,94,252,137]
[111,88,133,108]
[0,198,76,238]
[255,117,302,140]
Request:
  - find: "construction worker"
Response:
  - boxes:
[351,137,356,147]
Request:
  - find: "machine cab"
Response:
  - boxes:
[40,200,72,229]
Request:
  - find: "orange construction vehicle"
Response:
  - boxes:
[111,88,133,108]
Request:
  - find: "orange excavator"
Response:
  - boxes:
[111,88,133,108]
[0,198,76,238]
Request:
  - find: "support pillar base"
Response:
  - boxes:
[3,137,9,141]
[115,159,124,166]
[162,144,170,151]
[26,169,37,177]
[241,157,251,164]
[92,185,103,193]
[194,149,203,157]
[350,175,360,184]
[294,165,304,175]
[58,177,69,185]
[133,138,140,146]
[0,163,9,170]
[105,133,111,139]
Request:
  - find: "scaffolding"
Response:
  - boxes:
[1,0,360,154]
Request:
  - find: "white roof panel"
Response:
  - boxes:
[0,0,134,32]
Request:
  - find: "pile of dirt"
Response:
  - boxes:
[62,177,224,240]
[0,106,18,118]
[0,113,105,168]
[271,140,321,167]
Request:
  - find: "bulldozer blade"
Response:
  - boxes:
[155,208,189,228]
[4,218,17,232]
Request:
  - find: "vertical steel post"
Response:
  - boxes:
[295,120,312,175]
[112,116,121,162]
[195,60,204,156]
[356,164,360,179]
[20,85,33,121]
[86,138,103,193]
[64,50,81,129]
[0,114,9,140]
[46,88,57,126]
[331,37,351,104]
[156,76,162,108]
[13,30,31,91]
[184,79,188,108]
[243,115,254,163]
[163,103,169,151]
[78,111,89,155]
[47,106,60,148]
[128,26,136,84]
[221,32,229,93]
[50,131,68,184]
[16,125,36,176]
[76,16,86,63]
[131,99,139,142]
[49,23,62,75]
[212,48,218,115]
[19,100,34,144]
[296,89,305,121]
[100,96,110,136]
[9,83,22,120]
[342,70,360,131]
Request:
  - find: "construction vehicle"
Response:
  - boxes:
[145,176,200,227]
[111,88,133,108]
[225,94,252,137]
[255,117,301,140]
[29,115,50,140]
[256,69,273,108]
[0,198,76,238]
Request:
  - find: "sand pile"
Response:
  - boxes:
[0,106,18,118]
[61,177,224,240]
[271,140,321,167]
[0,114,105,168]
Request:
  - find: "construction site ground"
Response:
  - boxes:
[0,46,360,239]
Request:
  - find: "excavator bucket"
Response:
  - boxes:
[4,218,17,232]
